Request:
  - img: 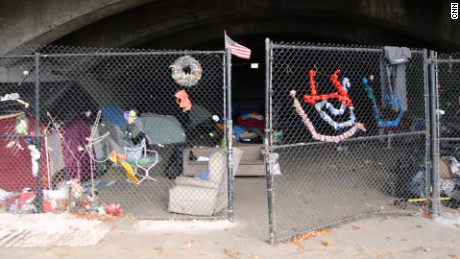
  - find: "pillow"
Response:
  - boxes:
[208,150,226,183]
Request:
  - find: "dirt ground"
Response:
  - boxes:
[1,178,459,259]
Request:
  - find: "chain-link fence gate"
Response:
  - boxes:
[265,40,433,244]
[436,52,460,213]
[0,46,235,220]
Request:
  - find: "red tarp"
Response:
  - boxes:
[0,115,48,192]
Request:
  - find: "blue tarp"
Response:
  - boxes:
[101,104,126,130]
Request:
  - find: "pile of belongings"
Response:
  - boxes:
[439,156,460,208]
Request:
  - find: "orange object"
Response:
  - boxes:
[175,90,192,112]
[216,123,225,132]
[109,152,127,162]
[42,201,52,212]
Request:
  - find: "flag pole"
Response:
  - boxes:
[225,30,234,222]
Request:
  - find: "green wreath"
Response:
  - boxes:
[171,55,202,87]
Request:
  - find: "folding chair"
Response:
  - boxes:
[124,138,158,184]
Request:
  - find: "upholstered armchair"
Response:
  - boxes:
[168,147,243,216]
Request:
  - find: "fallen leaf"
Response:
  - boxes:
[198,252,207,256]
[448,254,459,258]
[424,247,431,252]
[224,248,241,258]
[295,242,305,251]
[454,223,460,228]
[287,229,331,243]
[352,225,360,230]
[154,246,164,253]
[401,238,408,242]
[182,240,193,249]
[415,225,422,228]
[365,203,372,207]
[320,239,331,246]
[421,205,430,218]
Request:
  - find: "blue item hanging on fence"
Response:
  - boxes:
[362,77,404,128]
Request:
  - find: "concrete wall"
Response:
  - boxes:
[0,0,151,55]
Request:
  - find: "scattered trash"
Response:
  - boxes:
[0,188,15,202]
[103,203,122,216]
[320,239,332,247]
[182,239,194,249]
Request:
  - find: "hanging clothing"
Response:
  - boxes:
[379,46,411,112]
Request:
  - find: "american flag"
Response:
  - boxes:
[225,34,251,60]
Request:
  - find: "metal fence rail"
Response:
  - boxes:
[265,41,430,243]
[0,45,231,220]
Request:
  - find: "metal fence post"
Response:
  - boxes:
[265,38,276,245]
[34,52,43,213]
[428,50,440,217]
[423,49,432,205]
[226,48,234,222]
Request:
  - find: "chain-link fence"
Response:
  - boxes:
[437,53,460,213]
[0,46,232,220]
[2,42,458,243]
[265,41,431,243]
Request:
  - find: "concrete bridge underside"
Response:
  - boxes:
[0,0,458,107]
[0,0,459,58]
